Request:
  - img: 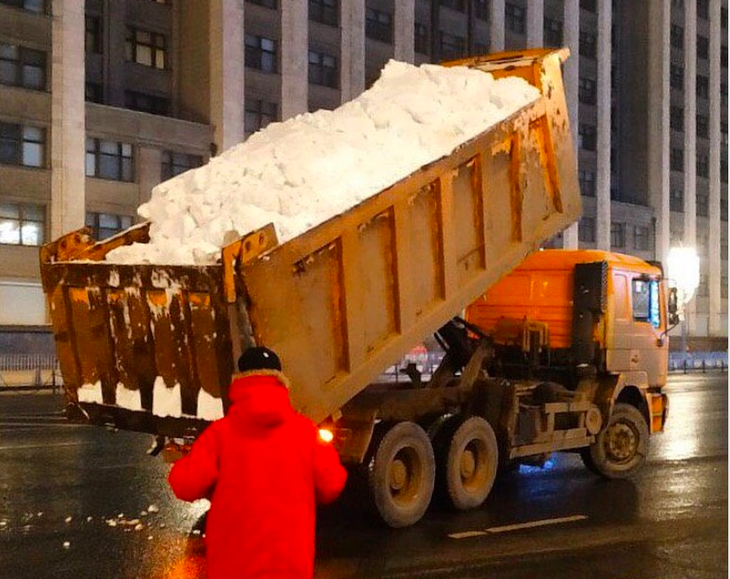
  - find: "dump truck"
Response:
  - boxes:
[39,49,670,528]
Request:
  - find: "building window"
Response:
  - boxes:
[85,138,133,182]
[415,23,429,55]
[696,152,709,178]
[0,43,46,90]
[696,75,709,99]
[85,82,102,103]
[309,0,338,26]
[0,0,46,12]
[440,0,466,11]
[696,191,709,216]
[670,187,684,212]
[366,8,393,43]
[696,114,709,138]
[124,91,170,116]
[723,242,728,259]
[440,32,466,60]
[722,277,728,299]
[85,212,133,241]
[579,31,597,59]
[670,64,683,89]
[634,225,650,251]
[722,122,728,145]
[723,7,728,28]
[611,221,625,248]
[579,216,596,243]
[245,98,278,137]
[85,16,102,54]
[696,35,709,60]
[161,151,203,181]
[670,147,684,171]
[722,196,729,222]
[0,122,45,167]
[578,124,596,151]
[0,202,44,246]
[544,18,563,47]
[247,0,277,8]
[245,34,277,73]
[579,169,596,197]
[474,0,489,20]
[722,83,728,107]
[670,106,684,131]
[578,77,597,105]
[580,0,596,11]
[723,159,729,183]
[670,24,683,49]
[505,3,525,34]
[697,232,708,257]
[125,29,167,70]
[308,50,337,88]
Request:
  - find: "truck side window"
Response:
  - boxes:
[632,278,660,328]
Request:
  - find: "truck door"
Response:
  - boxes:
[625,275,668,387]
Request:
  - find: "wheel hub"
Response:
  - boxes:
[604,421,637,462]
[460,449,476,479]
[390,459,407,491]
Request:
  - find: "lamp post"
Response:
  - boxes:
[666,246,701,353]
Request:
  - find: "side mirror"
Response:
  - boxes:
[668,286,680,327]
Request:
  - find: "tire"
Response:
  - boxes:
[581,402,649,479]
[367,421,435,528]
[441,417,498,510]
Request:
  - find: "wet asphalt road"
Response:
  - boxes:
[0,373,726,579]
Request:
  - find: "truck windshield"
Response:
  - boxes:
[631,278,661,329]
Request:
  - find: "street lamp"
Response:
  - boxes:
[666,246,701,306]
[666,246,700,354]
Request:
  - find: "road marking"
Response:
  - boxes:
[449,515,588,539]
[448,530,488,539]
[0,441,90,451]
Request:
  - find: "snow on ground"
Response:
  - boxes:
[106,59,539,265]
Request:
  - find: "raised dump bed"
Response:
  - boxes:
[40,48,581,437]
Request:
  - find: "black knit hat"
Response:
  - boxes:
[237,346,282,373]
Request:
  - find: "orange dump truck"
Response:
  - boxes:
[39,49,670,528]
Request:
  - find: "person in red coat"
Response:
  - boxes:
[168,346,348,579]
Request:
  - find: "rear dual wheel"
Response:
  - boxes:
[439,416,498,511]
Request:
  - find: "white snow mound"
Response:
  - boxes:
[106,60,539,265]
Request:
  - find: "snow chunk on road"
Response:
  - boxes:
[106,60,539,265]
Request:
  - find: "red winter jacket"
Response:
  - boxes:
[168,370,347,579]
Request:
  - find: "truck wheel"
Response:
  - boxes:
[367,421,435,528]
[442,417,498,510]
[581,403,649,479]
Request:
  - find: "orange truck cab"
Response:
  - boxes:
[466,249,672,435]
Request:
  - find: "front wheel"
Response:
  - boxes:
[581,403,649,479]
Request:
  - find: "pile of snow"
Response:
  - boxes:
[107,60,540,265]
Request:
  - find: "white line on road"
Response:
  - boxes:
[0,441,90,451]
[448,515,588,539]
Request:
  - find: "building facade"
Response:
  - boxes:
[0,0,727,353]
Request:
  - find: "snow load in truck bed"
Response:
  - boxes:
[106,59,540,265]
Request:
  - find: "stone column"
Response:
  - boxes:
[526,1,544,48]
[708,0,722,336]
[562,0,580,249]
[50,0,86,238]
[489,0,505,52]
[683,0,698,325]
[281,0,308,119]
[647,0,671,267]
[210,0,245,152]
[137,147,162,207]
[394,0,415,63]
[340,0,366,102]
[596,0,612,250]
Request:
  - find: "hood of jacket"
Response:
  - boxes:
[227,370,293,430]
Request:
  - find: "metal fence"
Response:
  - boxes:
[0,355,61,392]
[668,351,728,373]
